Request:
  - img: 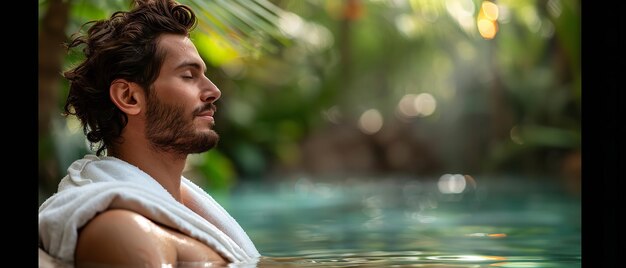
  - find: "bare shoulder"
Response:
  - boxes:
[75,209,176,267]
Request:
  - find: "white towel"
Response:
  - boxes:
[38,154,260,264]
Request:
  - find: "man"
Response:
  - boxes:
[38,0,260,266]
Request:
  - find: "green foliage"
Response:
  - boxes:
[40,0,581,194]
[67,0,130,35]
[194,150,237,191]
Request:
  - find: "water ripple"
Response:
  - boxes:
[253,250,581,267]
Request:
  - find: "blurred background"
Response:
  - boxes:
[39,0,580,202]
[39,0,582,265]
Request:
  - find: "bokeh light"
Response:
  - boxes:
[397,93,437,119]
[477,1,499,39]
[414,93,437,117]
[358,109,384,134]
[438,174,467,194]
[481,1,499,21]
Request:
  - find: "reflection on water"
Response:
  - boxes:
[43,176,580,268]
[219,176,581,268]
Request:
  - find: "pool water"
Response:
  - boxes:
[219,176,581,267]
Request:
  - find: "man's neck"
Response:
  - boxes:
[110,144,187,202]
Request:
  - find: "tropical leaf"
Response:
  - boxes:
[50,0,291,56]
[179,0,291,55]
[188,0,288,54]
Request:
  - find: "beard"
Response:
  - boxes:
[144,91,219,155]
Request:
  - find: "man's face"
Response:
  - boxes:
[144,34,221,155]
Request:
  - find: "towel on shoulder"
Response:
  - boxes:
[38,154,260,263]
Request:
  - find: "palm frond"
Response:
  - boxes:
[181,0,290,55]
[65,0,292,56]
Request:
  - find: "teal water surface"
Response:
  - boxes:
[220,176,581,267]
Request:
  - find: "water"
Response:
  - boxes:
[40,176,581,267]
[219,176,581,267]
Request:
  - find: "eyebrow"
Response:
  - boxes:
[174,61,207,73]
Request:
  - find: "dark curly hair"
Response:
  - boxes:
[63,0,197,156]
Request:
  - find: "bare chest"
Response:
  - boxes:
[156,223,227,265]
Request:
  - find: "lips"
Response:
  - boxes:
[196,107,216,125]
[196,104,216,116]
[197,110,214,117]
[195,104,217,124]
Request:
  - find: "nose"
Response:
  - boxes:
[200,75,221,103]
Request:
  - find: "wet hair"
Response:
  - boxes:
[63,0,197,156]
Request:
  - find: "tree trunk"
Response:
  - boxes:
[39,0,70,202]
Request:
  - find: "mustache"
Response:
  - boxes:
[193,103,217,116]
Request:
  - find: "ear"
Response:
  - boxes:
[110,79,144,116]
